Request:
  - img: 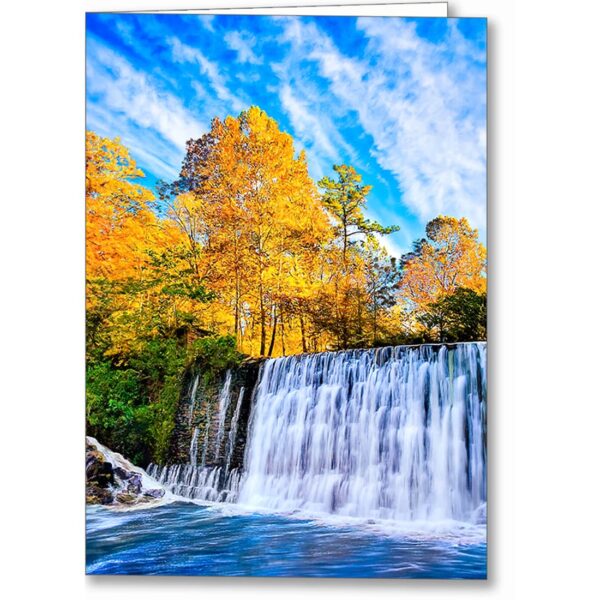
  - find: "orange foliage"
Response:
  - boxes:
[399,216,487,311]
[86,111,487,359]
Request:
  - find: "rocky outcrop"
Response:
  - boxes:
[167,357,264,469]
[86,437,166,507]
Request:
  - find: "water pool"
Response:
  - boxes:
[86,502,486,578]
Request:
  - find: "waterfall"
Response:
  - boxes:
[189,427,199,466]
[214,370,233,460]
[225,387,245,475]
[153,343,486,525]
[188,374,200,425]
[237,343,486,523]
[147,463,242,503]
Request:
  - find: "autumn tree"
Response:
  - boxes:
[86,131,156,281]
[174,107,333,356]
[399,216,487,341]
[86,131,162,358]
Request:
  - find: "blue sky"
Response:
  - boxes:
[86,13,486,256]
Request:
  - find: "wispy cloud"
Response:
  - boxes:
[224,30,262,65]
[86,102,181,180]
[87,39,205,150]
[277,83,342,178]
[354,18,486,231]
[196,14,215,33]
[271,20,362,181]
[276,17,487,233]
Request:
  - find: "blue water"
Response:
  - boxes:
[86,502,486,578]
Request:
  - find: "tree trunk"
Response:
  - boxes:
[259,283,266,356]
[234,264,240,343]
[267,305,278,357]
[372,305,378,346]
[280,305,286,356]
[299,312,308,353]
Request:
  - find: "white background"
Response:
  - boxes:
[1,1,599,598]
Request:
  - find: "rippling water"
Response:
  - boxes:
[86,502,486,578]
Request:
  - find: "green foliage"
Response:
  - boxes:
[86,362,150,465]
[190,335,243,384]
[86,333,242,464]
[417,287,487,343]
[314,165,401,349]
[318,164,399,262]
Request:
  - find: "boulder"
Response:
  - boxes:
[86,451,115,488]
[85,437,166,507]
[86,486,113,505]
[126,473,142,494]
[115,492,137,504]
[113,466,131,480]
[143,488,165,499]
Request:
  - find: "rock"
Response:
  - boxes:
[86,448,104,469]
[126,473,142,494]
[86,486,113,505]
[143,488,165,499]
[113,466,130,480]
[86,453,114,488]
[86,437,166,507]
[115,492,137,504]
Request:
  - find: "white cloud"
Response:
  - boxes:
[270,22,363,181]
[196,14,215,33]
[279,85,339,161]
[86,40,205,151]
[86,97,182,181]
[224,30,262,65]
[113,18,135,47]
[274,74,361,182]
[276,18,487,233]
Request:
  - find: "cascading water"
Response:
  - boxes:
[188,375,200,425]
[93,345,487,578]
[237,343,486,523]
[147,463,242,503]
[225,387,245,475]
[151,343,486,525]
[200,404,212,467]
[148,370,243,502]
[214,370,233,460]
[189,427,199,466]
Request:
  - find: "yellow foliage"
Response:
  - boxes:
[86,116,486,360]
[399,216,487,311]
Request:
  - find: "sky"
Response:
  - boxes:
[86,13,487,256]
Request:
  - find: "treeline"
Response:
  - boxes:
[86,106,486,463]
